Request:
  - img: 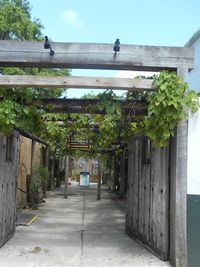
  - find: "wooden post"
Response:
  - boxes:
[120,149,126,197]
[28,140,36,204]
[44,146,49,169]
[113,155,117,192]
[97,159,101,200]
[170,67,188,267]
[31,140,36,176]
[64,155,69,198]
[43,146,49,197]
[49,155,55,191]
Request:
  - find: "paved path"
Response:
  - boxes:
[0,183,171,267]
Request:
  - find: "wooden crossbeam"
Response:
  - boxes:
[0,75,154,91]
[32,98,147,115]
[32,98,147,107]
[0,41,194,71]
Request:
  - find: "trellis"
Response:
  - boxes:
[0,40,193,267]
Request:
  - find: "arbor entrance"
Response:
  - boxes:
[0,40,193,267]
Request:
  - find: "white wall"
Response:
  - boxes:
[188,38,200,92]
[187,105,200,194]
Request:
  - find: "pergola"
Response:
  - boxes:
[0,40,193,267]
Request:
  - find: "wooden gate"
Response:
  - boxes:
[126,137,169,260]
[0,131,19,247]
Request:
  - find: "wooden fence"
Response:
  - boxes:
[0,131,19,247]
[126,137,169,260]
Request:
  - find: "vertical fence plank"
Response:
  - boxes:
[126,137,170,261]
[142,164,151,244]
[0,132,19,247]
[138,140,144,236]
[0,137,4,246]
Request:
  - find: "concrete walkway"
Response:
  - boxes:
[0,183,171,267]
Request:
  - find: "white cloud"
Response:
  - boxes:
[60,9,84,29]
[116,71,159,78]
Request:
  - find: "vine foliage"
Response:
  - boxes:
[0,71,199,154]
[144,71,199,146]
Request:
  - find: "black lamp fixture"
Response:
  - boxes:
[44,36,54,56]
[113,38,120,56]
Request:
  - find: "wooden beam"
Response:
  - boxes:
[32,98,147,108]
[31,98,147,115]
[0,40,194,71]
[18,128,47,145]
[0,75,154,91]
[170,68,188,267]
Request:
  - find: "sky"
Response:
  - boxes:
[28,0,200,97]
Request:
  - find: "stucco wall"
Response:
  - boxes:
[16,136,42,208]
[187,105,200,194]
[16,136,32,208]
[187,38,200,92]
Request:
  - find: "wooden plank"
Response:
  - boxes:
[138,140,144,236]
[149,146,156,250]
[11,133,19,233]
[170,135,177,265]
[0,137,6,247]
[126,137,170,260]
[0,40,194,71]
[126,144,130,231]
[133,140,139,231]
[130,141,135,233]
[126,141,134,232]
[143,164,151,244]
[128,141,134,233]
[0,137,4,246]
[150,147,169,260]
[0,132,19,247]
[0,75,154,91]
[160,146,169,256]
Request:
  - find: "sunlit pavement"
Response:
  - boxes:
[0,182,171,267]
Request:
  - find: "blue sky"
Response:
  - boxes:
[28,0,200,97]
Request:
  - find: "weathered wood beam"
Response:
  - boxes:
[0,41,194,71]
[0,75,154,91]
[32,98,147,108]
[31,98,147,115]
[170,68,188,267]
[18,129,47,145]
[52,109,146,115]
[51,107,104,114]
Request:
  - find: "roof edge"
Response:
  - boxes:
[185,28,200,47]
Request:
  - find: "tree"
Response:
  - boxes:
[0,0,43,40]
[0,0,70,137]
